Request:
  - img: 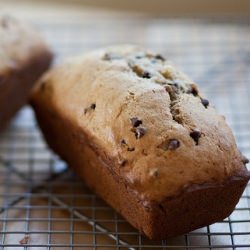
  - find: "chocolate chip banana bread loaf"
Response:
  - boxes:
[30,45,249,239]
[0,14,53,130]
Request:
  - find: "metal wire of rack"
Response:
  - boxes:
[0,10,250,249]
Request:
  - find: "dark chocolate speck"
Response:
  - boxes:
[120,139,127,145]
[130,117,143,127]
[155,54,165,61]
[127,147,135,152]
[201,98,209,108]
[84,103,96,114]
[190,130,201,145]
[168,139,180,150]
[142,71,151,79]
[90,103,96,110]
[191,88,198,96]
[187,85,199,96]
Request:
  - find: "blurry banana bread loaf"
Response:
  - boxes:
[30,45,249,239]
[0,14,53,130]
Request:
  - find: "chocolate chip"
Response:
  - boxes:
[135,127,146,139]
[201,98,209,108]
[142,71,151,79]
[155,54,165,61]
[187,84,199,96]
[158,139,180,151]
[90,103,96,109]
[168,139,180,150]
[190,130,201,145]
[130,65,151,79]
[130,117,142,127]
[120,139,127,145]
[172,82,179,88]
[127,147,135,152]
[191,88,198,96]
[84,103,96,114]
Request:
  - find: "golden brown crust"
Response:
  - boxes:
[31,45,248,201]
[0,14,53,130]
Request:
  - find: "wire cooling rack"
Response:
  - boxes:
[0,10,250,249]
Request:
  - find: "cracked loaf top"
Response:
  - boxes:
[34,45,249,202]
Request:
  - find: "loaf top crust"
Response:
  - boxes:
[32,45,249,202]
[0,14,52,74]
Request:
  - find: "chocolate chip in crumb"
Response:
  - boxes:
[168,139,180,150]
[190,130,201,145]
[142,71,151,79]
[135,127,147,139]
[84,103,96,114]
[191,88,198,96]
[90,103,96,109]
[120,139,127,145]
[187,84,199,96]
[155,54,165,61]
[201,98,209,108]
[130,117,143,127]
[158,139,180,151]
[127,147,135,152]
